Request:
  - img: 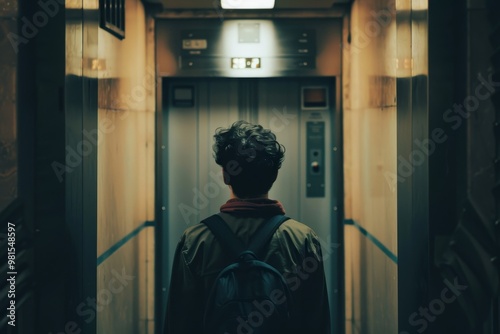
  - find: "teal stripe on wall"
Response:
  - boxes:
[344,219,398,264]
[96,221,155,266]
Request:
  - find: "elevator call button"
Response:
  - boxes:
[311,161,320,173]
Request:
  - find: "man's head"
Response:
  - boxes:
[213,120,285,198]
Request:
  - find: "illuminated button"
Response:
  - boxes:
[311,161,320,173]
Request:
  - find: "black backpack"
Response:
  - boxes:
[202,214,294,334]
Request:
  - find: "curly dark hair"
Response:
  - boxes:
[213,120,285,198]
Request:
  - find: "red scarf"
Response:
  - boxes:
[220,198,285,215]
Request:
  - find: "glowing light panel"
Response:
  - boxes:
[231,57,261,69]
[221,0,275,9]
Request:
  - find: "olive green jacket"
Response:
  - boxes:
[164,212,331,334]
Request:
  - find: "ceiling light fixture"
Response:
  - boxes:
[221,0,275,9]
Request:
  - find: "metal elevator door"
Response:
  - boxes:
[161,77,340,333]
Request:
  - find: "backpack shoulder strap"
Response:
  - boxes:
[248,215,290,259]
[202,214,245,258]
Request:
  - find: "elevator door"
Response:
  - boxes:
[162,78,340,332]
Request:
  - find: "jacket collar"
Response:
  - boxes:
[220,198,285,215]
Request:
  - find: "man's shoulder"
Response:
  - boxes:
[280,218,319,238]
[183,222,209,235]
[179,215,320,249]
[182,215,318,235]
[180,222,212,247]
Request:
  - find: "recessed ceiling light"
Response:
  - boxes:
[221,0,275,9]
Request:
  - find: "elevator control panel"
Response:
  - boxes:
[306,122,325,197]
